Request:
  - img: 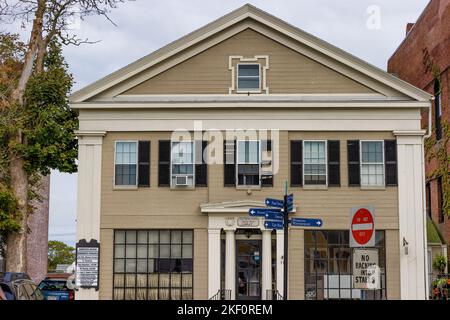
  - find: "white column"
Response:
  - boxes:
[276,230,284,297]
[75,131,105,300]
[261,230,272,300]
[208,229,221,299]
[396,132,427,300]
[225,229,236,300]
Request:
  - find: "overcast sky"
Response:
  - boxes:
[5,0,431,246]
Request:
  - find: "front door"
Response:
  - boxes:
[236,240,262,300]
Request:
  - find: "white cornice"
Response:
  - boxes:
[71,100,430,110]
[200,199,297,213]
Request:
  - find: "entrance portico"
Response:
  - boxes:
[201,200,287,300]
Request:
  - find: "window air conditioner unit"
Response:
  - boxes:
[175,176,189,186]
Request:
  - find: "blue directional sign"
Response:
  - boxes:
[265,212,284,221]
[286,194,294,212]
[265,220,284,230]
[286,194,294,204]
[249,208,282,217]
[291,218,323,228]
[265,198,284,208]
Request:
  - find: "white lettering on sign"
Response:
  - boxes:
[76,247,99,288]
[352,249,380,290]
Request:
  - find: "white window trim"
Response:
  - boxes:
[170,140,195,188]
[236,140,261,187]
[114,140,139,188]
[236,63,261,93]
[360,140,385,187]
[302,140,328,187]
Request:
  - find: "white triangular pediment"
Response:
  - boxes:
[70,4,431,104]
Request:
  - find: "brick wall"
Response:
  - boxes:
[388,0,450,250]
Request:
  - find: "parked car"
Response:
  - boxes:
[38,275,75,300]
[0,272,44,300]
[0,286,7,300]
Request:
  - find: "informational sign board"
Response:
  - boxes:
[249,208,281,217]
[264,220,284,230]
[352,248,380,290]
[265,198,284,208]
[350,206,375,247]
[75,239,100,290]
[291,218,323,227]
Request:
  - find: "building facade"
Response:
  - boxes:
[71,5,432,300]
[388,0,449,268]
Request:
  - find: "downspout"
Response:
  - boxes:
[421,97,433,299]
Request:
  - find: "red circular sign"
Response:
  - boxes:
[351,208,374,245]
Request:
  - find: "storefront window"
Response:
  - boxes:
[113,229,193,300]
[304,230,386,300]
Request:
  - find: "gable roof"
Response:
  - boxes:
[70,4,432,104]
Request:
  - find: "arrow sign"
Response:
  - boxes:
[291,218,323,228]
[286,194,294,212]
[265,220,284,230]
[286,194,294,204]
[249,208,281,217]
[265,198,284,208]
[265,212,284,221]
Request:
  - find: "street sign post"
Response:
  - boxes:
[248,184,324,300]
[350,206,375,247]
[291,218,323,227]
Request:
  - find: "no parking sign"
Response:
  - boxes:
[350,206,375,247]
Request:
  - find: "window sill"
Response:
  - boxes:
[113,186,138,191]
[303,185,328,190]
[236,185,262,191]
[235,90,262,94]
[360,185,386,191]
[170,186,196,191]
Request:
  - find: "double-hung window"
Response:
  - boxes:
[115,141,138,186]
[360,141,384,187]
[237,140,260,186]
[303,141,327,185]
[171,141,195,187]
[237,64,260,92]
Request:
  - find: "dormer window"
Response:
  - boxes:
[237,64,260,92]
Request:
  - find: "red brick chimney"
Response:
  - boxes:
[406,23,415,35]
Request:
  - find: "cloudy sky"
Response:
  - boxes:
[6,0,431,246]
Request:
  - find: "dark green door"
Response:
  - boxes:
[236,240,262,300]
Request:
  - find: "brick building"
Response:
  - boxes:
[388,0,450,261]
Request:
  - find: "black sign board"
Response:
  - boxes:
[75,239,100,290]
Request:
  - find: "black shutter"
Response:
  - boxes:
[290,141,302,187]
[328,140,340,187]
[138,141,150,187]
[224,140,236,186]
[347,140,360,186]
[195,140,207,187]
[384,140,397,186]
[158,140,170,187]
[261,140,273,187]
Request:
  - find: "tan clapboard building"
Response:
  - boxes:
[71,5,432,300]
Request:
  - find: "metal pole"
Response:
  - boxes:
[283,181,288,300]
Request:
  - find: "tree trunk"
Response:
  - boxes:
[27,174,50,283]
[5,0,46,273]
[5,153,29,272]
